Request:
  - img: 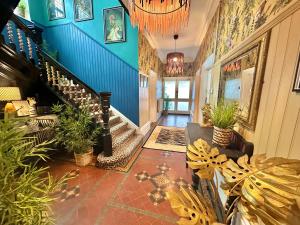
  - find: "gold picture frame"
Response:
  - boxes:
[219,32,270,131]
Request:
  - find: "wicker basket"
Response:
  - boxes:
[212,126,233,147]
[74,148,93,167]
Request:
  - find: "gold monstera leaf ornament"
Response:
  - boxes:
[187,139,227,180]
[222,154,300,225]
[166,187,218,225]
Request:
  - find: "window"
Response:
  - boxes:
[14,0,31,20]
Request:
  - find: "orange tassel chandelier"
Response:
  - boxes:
[128,0,191,35]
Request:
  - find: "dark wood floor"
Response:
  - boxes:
[158,114,191,128]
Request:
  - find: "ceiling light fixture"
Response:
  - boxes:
[128,0,191,35]
[166,34,184,75]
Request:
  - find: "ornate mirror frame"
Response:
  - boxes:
[219,32,270,131]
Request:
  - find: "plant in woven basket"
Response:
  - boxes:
[51,104,101,166]
[0,119,73,225]
[211,101,239,147]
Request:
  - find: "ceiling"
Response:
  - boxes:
[143,0,220,63]
[120,0,219,63]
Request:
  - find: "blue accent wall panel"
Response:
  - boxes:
[28,0,138,70]
[43,23,139,125]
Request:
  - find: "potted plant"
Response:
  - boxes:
[17,0,26,18]
[211,101,238,147]
[163,95,171,116]
[52,104,100,166]
[201,103,213,126]
[0,119,71,224]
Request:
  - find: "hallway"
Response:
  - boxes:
[158,114,191,128]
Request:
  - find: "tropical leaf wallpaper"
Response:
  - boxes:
[139,33,195,77]
[138,32,163,75]
[193,10,219,71]
[194,0,293,71]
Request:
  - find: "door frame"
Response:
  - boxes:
[163,77,193,114]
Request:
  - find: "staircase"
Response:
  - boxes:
[0,14,143,169]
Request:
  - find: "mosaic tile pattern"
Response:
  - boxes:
[135,163,190,205]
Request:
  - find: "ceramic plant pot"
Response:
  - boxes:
[212,126,233,147]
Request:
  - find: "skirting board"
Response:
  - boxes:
[139,121,151,136]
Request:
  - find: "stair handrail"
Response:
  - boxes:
[8,14,100,100]
[41,50,100,99]
[10,14,39,43]
[3,13,114,157]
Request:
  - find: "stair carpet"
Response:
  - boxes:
[52,78,143,169]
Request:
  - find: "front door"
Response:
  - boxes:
[163,78,192,114]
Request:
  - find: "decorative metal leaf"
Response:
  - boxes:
[166,187,217,225]
[187,139,227,180]
[222,154,300,225]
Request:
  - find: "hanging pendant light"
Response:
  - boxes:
[128,0,191,35]
[166,34,184,75]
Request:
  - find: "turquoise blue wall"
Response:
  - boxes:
[27,0,140,125]
[28,0,138,69]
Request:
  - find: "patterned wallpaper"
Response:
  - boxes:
[193,10,219,71]
[139,32,195,77]
[194,0,293,71]
[138,32,162,75]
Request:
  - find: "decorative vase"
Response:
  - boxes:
[212,126,232,147]
[162,110,168,116]
[74,148,93,167]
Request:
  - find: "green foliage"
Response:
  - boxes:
[51,104,101,154]
[164,95,171,111]
[0,120,70,225]
[17,0,26,11]
[211,101,238,129]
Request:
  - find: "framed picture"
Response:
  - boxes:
[293,53,300,92]
[103,7,126,43]
[74,0,93,22]
[47,0,66,21]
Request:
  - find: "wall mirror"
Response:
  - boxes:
[219,32,270,131]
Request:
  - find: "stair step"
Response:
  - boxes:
[112,128,135,149]
[111,121,128,137]
[97,134,144,168]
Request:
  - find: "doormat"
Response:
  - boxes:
[143,126,186,152]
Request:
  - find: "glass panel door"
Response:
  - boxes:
[163,79,191,114]
[178,80,190,99]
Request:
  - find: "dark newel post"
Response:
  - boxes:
[100,92,112,157]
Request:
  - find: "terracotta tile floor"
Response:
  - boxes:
[49,149,192,225]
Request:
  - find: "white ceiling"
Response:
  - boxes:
[142,0,220,63]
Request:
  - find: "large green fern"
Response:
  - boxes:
[0,120,71,225]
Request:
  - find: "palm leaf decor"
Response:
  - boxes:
[221,154,300,225]
[166,187,217,225]
[187,139,227,180]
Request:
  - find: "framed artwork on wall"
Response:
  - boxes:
[47,0,66,21]
[293,53,300,92]
[74,0,93,22]
[103,7,126,44]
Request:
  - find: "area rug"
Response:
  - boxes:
[143,126,186,152]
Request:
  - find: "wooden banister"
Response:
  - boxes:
[2,13,114,157]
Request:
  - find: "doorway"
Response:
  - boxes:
[163,77,192,114]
